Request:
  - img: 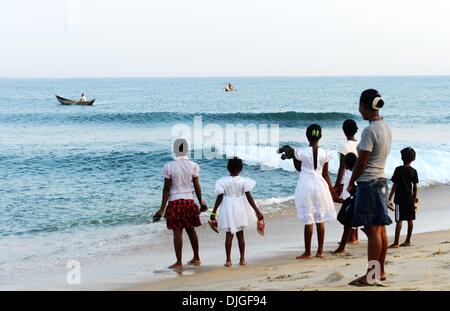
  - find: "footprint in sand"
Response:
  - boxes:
[267,274,292,281]
[322,271,344,283]
[301,270,314,274]
[440,241,450,244]
[333,252,352,258]
[267,274,312,282]
[432,249,448,256]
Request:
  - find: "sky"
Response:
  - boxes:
[1,0,450,78]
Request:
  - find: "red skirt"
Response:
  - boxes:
[165,199,201,230]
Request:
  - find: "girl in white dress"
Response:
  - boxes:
[279,124,339,259]
[210,157,264,267]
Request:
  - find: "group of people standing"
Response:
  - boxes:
[153,88,419,286]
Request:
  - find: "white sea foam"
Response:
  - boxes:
[226,144,450,187]
[256,195,295,206]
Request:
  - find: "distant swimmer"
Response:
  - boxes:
[79,93,87,102]
[224,83,235,92]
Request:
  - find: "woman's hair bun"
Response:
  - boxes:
[376,98,384,109]
[361,89,384,111]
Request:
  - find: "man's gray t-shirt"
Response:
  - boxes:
[357,120,392,182]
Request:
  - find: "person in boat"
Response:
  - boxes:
[225,83,234,92]
[80,93,87,102]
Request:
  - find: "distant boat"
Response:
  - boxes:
[56,95,96,106]
[224,83,235,92]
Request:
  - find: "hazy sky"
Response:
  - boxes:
[1,0,450,77]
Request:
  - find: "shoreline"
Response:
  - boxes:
[1,184,449,290]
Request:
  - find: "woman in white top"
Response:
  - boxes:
[334,119,359,244]
[153,139,207,270]
[210,157,263,267]
[279,124,339,259]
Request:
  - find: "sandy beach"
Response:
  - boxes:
[1,185,448,291]
[129,229,450,291]
[126,185,450,291]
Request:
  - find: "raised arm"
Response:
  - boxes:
[347,150,371,195]
[193,176,207,212]
[245,192,264,220]
[278,145,302,171]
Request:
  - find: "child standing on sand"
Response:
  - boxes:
[152,138,208,270]
[209,157,264,267]
[334,119,359,244]
[388,147,419,248]
[278,124,339,259]
[334,152,358,253]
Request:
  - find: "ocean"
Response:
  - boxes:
[1,76,450,284]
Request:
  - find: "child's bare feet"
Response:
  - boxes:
[315,252,325,258]
[187,259,201,266]
[239,259,247,266]
[224,261,232,267]
[400,241,411,247]
[296,252,313,259]
[332,247,345,254]
[169,262,183,270]
[349,240,359,245]
[388,243,399,249]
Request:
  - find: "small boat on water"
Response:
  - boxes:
[224,83,235,92]
[56,95,96,106]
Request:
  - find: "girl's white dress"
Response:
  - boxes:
[215,176,258,234]
[294,147,337,224]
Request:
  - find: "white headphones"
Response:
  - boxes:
[372,97,382,110]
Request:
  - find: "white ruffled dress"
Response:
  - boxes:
[294,147,337,224]
[215,176,258,234]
